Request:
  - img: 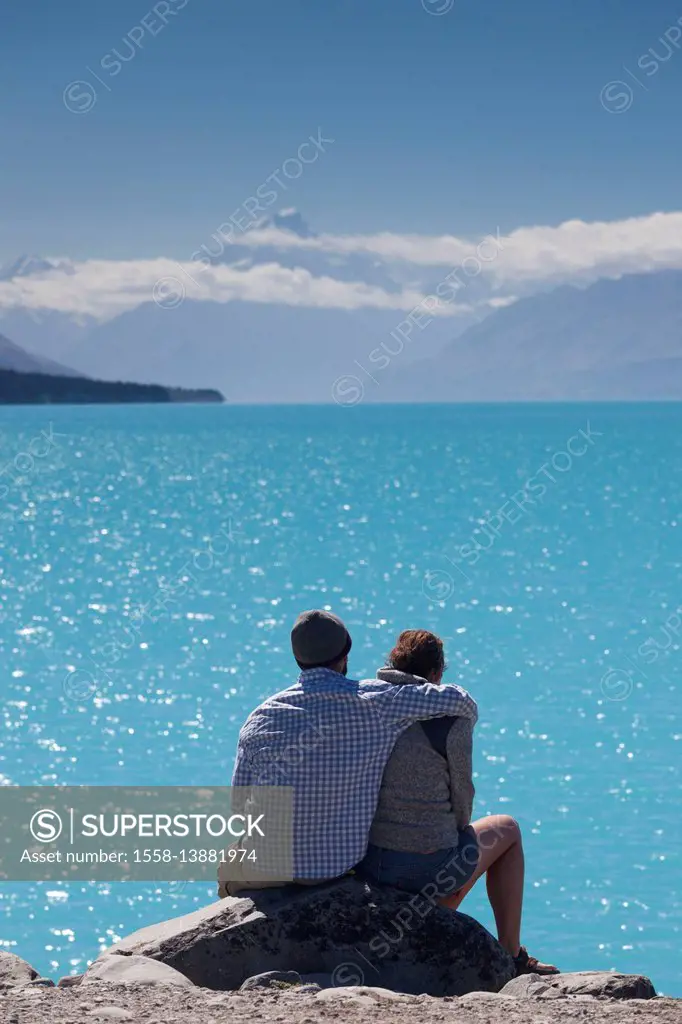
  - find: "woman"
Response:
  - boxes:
[358,629,559,976]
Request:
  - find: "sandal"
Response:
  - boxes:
[513,945,560,976]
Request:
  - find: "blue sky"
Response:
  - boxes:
[2,0,682,263]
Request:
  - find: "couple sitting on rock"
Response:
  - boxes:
[228,609,558,977]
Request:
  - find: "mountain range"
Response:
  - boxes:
[0,332,223,403]
[377,270,682,402]
[1,212,681,402]
[0,330,81,378]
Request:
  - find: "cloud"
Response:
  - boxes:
[0,259,470,321]
[238,210,682,285]
[1,210,682,322]
[495,212,682,285]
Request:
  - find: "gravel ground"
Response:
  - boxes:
[1,986,681,1024]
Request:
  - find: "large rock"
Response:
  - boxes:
[107,876,514,995]
[499,974,562,999]
[0,950,39,988]
[85,1009,134,1021]
[58,973,84,987]
[239,969,304,991]
[500,971,656,1000]
[82,953,195,988]
[315,985,420,1004]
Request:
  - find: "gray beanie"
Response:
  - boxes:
[291,610,352,668]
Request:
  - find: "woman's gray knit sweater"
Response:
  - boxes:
[368,668,475,853]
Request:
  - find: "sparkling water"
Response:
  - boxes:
[0,402,680,993]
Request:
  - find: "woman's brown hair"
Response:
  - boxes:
[387,629,445,681]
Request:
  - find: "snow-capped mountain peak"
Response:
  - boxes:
[0,254,76,280]
[252,208,313,238]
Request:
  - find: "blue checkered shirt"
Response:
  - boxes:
[231,668,478,879]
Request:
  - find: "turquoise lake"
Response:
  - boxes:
[0,402,680,993]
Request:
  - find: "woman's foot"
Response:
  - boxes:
[513,946,560,976]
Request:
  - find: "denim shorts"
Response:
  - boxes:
[358,827,479,897]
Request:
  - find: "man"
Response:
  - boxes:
[226,609,478,891]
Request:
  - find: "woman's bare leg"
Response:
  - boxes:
[440,814,524,957]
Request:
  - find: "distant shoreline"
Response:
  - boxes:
[0,368,224,405]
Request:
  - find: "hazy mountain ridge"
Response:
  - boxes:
[0,331,83,377]
[1,232,681,401]
[0,212,462,389]
[377,270,682,402]
[63,300,457,403]
[0,332,223,404]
